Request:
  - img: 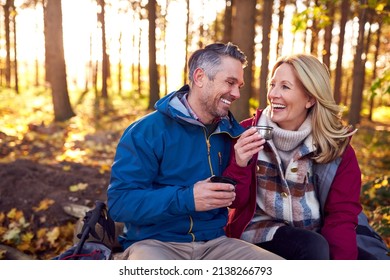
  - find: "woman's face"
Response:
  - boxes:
[267,63,314,131]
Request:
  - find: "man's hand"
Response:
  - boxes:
[193,178,236,211]
[234,127,265,167]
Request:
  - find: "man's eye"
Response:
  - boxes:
[227,81,234,86]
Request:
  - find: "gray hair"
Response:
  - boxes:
[187,42,247,84]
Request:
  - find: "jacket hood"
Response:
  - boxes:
[154,85,245,137]
[155,85,192,121]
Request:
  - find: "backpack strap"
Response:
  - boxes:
[74,201,115,258]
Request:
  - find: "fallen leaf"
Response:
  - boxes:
[99,164,111,174]
[0,249,6,260]
[2,227,21,243]
[62,165,71,171]
[69,182,88,192]
[17,242,31,252]
[21,232,34,243]
[6,208,24,221]
[36,228,47,239]
[33,198,55,212]
[46,227,60,246]
[0,226,7,236]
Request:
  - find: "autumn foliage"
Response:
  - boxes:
[0,89,389,259]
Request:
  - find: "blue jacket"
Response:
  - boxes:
[107,85,244,249]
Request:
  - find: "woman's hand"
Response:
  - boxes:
[234,127,265,167]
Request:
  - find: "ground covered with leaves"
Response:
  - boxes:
[0,159,109,259]
[0,89,389,259]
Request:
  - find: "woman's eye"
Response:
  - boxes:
[282,85,290,90]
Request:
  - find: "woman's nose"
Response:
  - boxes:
[268,88,277,99]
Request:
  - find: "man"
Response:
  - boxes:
[107,42,282,260]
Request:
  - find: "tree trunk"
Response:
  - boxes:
[322,1,335,68]
[198,0,205,49]
[162,0,169,96]
[183,0,190,85]
[11,2,18,93]
[309,0,319,55]
[118,32,123,95]
[34,0,40,87]
[223,0,233,43]
[147,0,160,109]
[259,0,273,110]
[348,0,367,126]
[230,0,257,121]
[98,0,109,100]
[44,0,75,122]
[137,26,142,95]
[368,19,382,121]
[3,1,12,88]
[333,0,349,104]
[276,0,285,58]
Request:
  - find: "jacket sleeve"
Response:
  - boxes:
[107,126,195,225]
[223,146,254,208]
[222,118,255,208]
[321,144,362,259]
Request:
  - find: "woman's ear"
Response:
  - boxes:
[306,97,316,109]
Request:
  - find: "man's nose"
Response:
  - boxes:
[231,86,241,99]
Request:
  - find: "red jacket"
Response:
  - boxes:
[224,109,362,259]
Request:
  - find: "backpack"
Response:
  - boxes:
[313,160,390,260]
[53,200,116,260]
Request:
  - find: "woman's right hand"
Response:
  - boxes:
[234,127,265,167]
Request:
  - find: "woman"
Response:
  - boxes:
[223,54,367,259]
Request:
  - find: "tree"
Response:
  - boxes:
[97,0,109,101]
[161,0,169,96]
[2,0,15,89]
[309,0,319,55]
[230,0,257,121]
[349,0,368,126]
[275,0,286,58]
[333,0,349,104]
[322,0,335,68]
[43,0,75,122]
[183,0,190,85]
[129,1,143,96]
[222,0,233,43]
[147,0,160,109]
[259,0,274,110]
[11,0,18,93]
[368,17,382,121]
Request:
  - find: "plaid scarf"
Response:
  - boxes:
[241,109,321,244]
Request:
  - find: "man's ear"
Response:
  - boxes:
[193,68,205,87]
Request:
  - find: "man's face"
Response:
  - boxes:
[198,56,244,124]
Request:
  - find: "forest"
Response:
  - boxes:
[0,0,389,260]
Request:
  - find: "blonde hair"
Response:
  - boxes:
[269,54,356,163]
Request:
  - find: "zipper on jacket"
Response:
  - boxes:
[204,129,214,175]
[188,215,195,241]
[218,152,222,175]
[206,137,211,155]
